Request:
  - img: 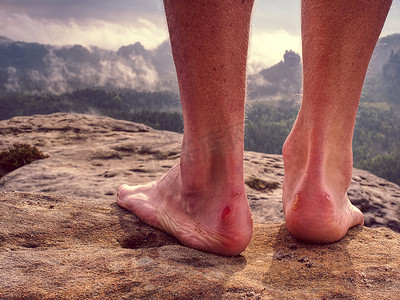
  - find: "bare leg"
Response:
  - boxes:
[118,0,254,256]
[283,0,392,242]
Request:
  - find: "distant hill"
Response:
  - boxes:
[383,49,400,80]
[247,50,302,99]
[0,37,177,94]
[0,34,399,100]
[247,33,400,101]
[368,33,400,77]
[0,36,13,44]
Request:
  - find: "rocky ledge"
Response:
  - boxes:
[0,113,399,231]
[0,113,400,299]
[0,191,399,299]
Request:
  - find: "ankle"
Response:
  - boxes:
[179,131,244,188]
[283,116,354,199]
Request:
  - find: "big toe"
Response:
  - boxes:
[117,184,129,203]
[349,204,364,228]
[116,184,141,208]
[117,182,154,200]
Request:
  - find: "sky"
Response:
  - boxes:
[0,0,399,72]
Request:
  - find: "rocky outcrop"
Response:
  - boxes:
[1,191,399,299]
[1,113,399,231]
[0,113,400,299]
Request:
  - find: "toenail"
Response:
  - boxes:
[292,194,300,210]
[221,206,231,219]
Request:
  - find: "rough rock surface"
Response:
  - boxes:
[0,113,400,299]
[1,113,399,231]
[1,191,400,299]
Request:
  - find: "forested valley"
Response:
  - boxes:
[1,85,399,185]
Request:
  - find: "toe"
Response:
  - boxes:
[349,204,364,228]
[116,184,128,204]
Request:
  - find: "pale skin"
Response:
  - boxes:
[117,0,392,255]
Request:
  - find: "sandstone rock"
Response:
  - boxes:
[0,191,399,299]
[0,113,399,232]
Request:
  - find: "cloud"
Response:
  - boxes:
[0,12,168,50]
[248,29,301,73]
[0,40,164,94]
[0,10,301,74]
[4,67,20,91]
[97,56,159,90]
[0,0,164,23]
[382,1,400,36]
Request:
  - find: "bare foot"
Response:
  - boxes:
[282,117,364,243]
[117,163,253,256]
